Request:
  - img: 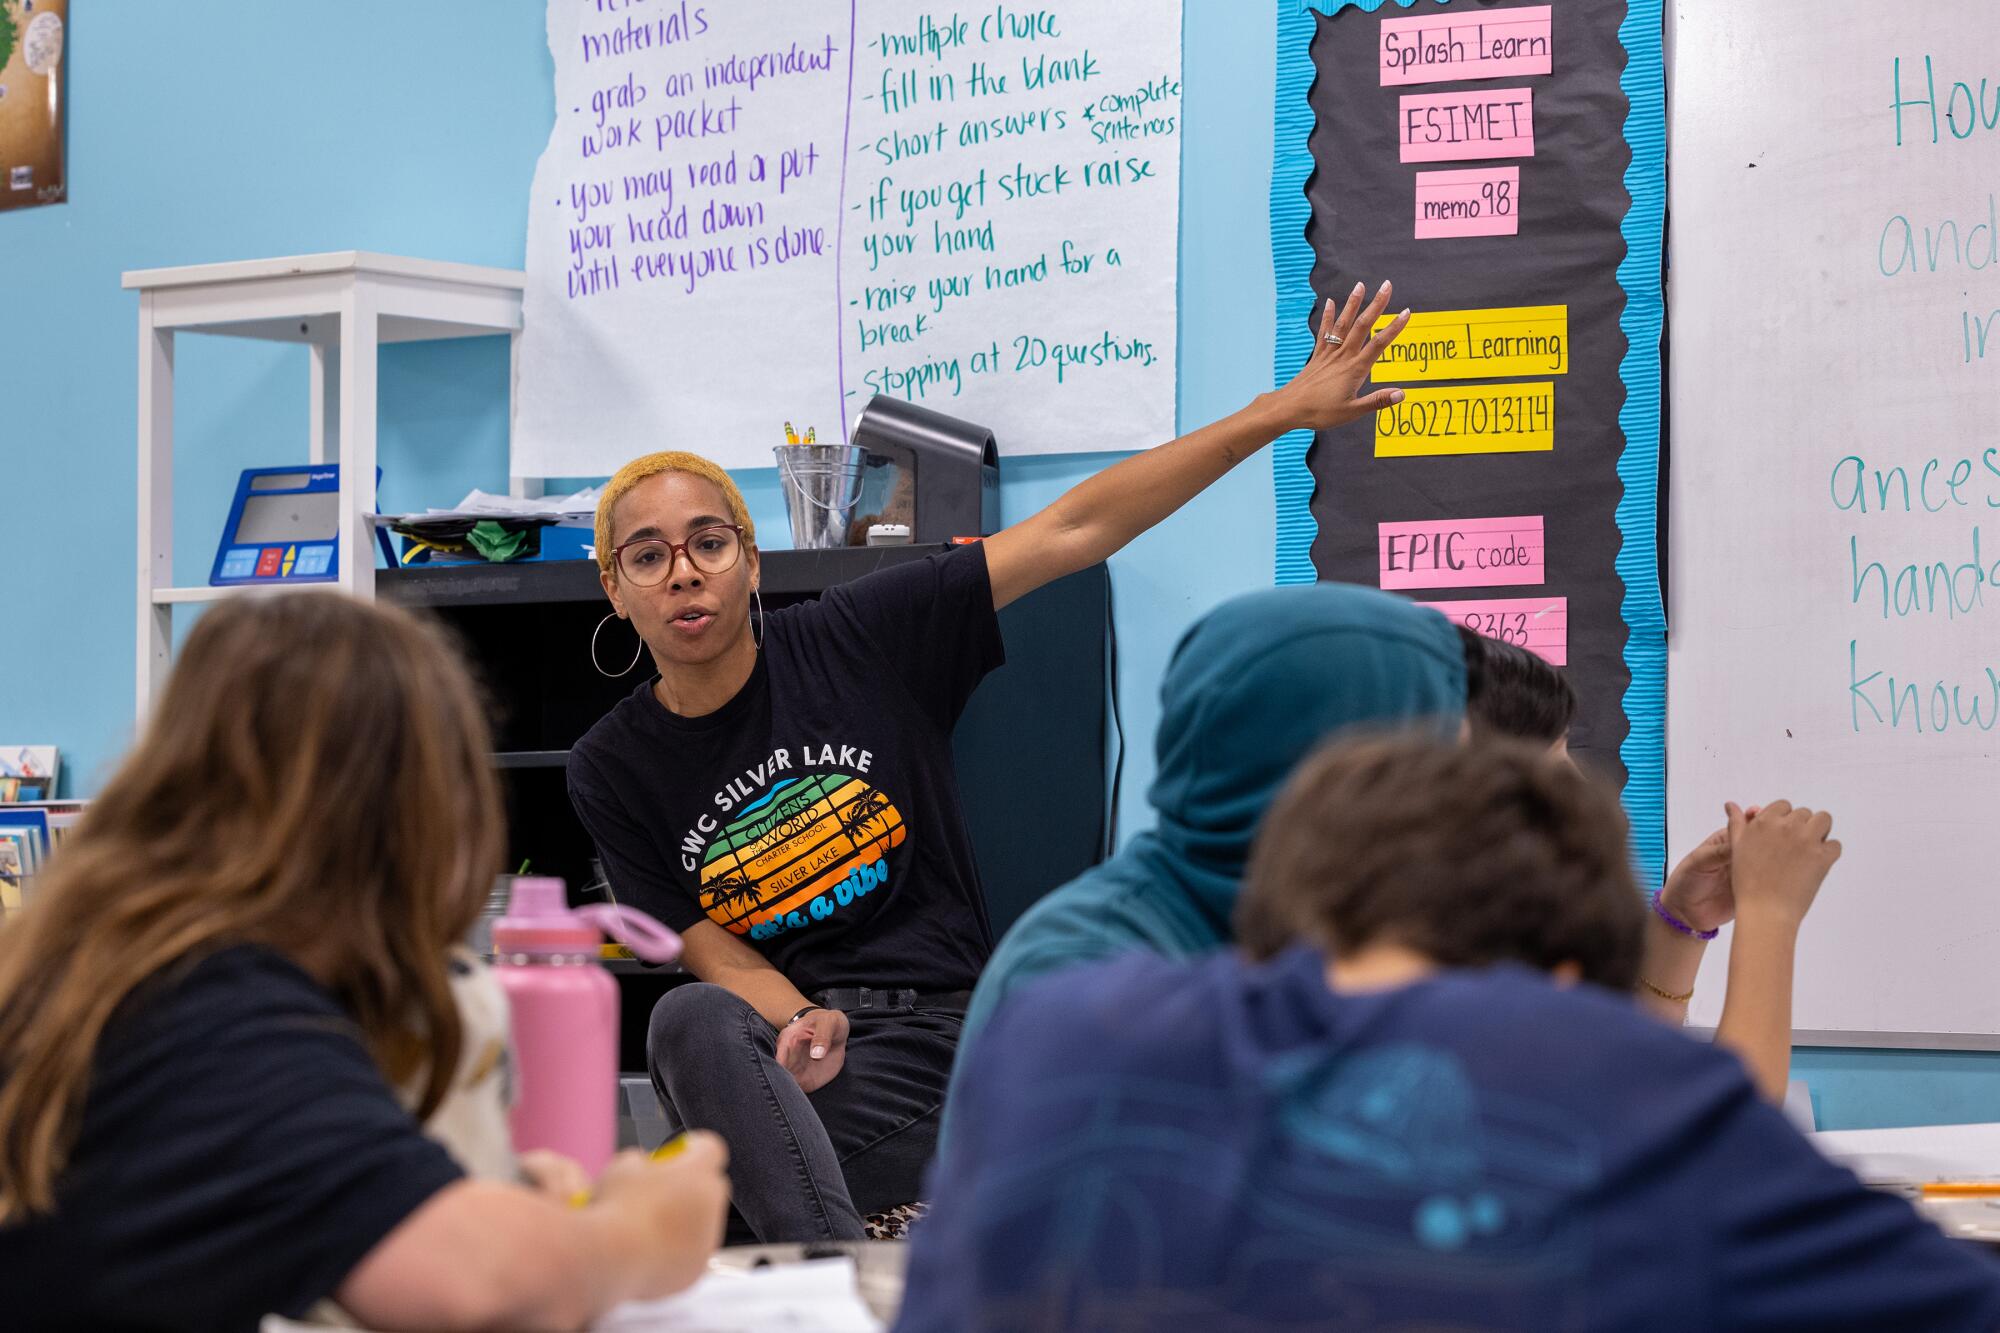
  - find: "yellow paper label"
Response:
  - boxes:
[1374,382,1556,456]
[1370,305,1568,382]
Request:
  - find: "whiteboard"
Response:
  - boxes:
[514,0,1183,476]
[1671,0,2000,1041]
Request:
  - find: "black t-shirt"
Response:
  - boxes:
[568,543,1005,997]
[0,946,464,1333]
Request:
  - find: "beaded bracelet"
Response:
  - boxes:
[1652,894,1719,941]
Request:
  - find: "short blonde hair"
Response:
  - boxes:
[595,452,756,577]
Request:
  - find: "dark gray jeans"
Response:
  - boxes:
[647,982,962,1243]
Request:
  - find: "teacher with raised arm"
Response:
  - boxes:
[567,281,1412,1243]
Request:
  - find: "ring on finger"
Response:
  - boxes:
[1323,332,1343,346]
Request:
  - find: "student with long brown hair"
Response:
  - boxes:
[0,593,729,1333]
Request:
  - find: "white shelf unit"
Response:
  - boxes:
[123,251,527,716]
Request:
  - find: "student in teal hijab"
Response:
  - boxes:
[949,583,1467,1082]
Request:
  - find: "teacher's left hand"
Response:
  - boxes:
[1272,280,1413,433]
[776,1007,850,1094]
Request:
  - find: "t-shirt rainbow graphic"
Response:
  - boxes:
[699,773,906,934]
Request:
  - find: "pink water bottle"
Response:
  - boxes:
[491,877,681,1176]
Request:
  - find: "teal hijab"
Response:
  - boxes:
[953,584,1467,1067]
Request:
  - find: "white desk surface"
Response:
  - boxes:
[1814,1121,2000,1183]
[1813,1122,2000,1244]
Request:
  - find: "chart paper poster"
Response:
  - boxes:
[0,0,67,213]
[1271,0,1665,880]
[517,0,1183,475]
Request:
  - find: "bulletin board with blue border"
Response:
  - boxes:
[1270,0,1667,883]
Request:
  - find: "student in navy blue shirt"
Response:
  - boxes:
[902,736,2000,1332]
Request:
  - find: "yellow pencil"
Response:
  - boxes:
[1921,1181,2000,1198]
[566,1135,690,1207]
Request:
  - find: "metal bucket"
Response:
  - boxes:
[775,443,868,549]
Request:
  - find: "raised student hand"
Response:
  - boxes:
[1273,280,1415,433]
[1658,824,1735,934]
[775,1006,850,1094]
[1727,800,1842,931]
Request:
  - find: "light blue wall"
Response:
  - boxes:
[0,1,552,785]
[0,1,1984,1132]
[0,0,1273,831]
[1795,1048,2000,1132]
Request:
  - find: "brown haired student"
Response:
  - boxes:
[0,595,731,1331]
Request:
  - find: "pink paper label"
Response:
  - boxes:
[1414,168,1521,239]
[1400,88,1535,163]
[1422,596,1568,666]
[1381,6,1554,86]
[1379,515,1545,590]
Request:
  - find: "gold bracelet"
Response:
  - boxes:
[1639,978,1694,1004]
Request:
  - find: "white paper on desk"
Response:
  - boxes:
[593,1258,882,1331]
[516,0,1183,476]
[1813,1122,2000,1185]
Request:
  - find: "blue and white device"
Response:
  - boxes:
[210,466,380,586]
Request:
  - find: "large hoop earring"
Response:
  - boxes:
[753,585,765,651]
[591,613,645,678]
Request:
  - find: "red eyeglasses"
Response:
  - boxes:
[610,525,746,588]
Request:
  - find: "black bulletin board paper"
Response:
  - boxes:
[1277,0,1665,875]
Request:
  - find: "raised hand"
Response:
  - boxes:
[1272,280,1415,433]
[1728,800,1842,931]
[1658,823,1735,934]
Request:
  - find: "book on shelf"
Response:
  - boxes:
[0,833,24,915]
[0,812,44,920]
[0,802,85,919]
[0,746,58,803]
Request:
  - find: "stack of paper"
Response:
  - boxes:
[1815,1122,2000,1243]
[375,487,602,525]
[1814,1122,2000,1186]
[594,1258,884,1331]
[262,1257,886,1333]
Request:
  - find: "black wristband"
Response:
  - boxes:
[789,1004,825,1026]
